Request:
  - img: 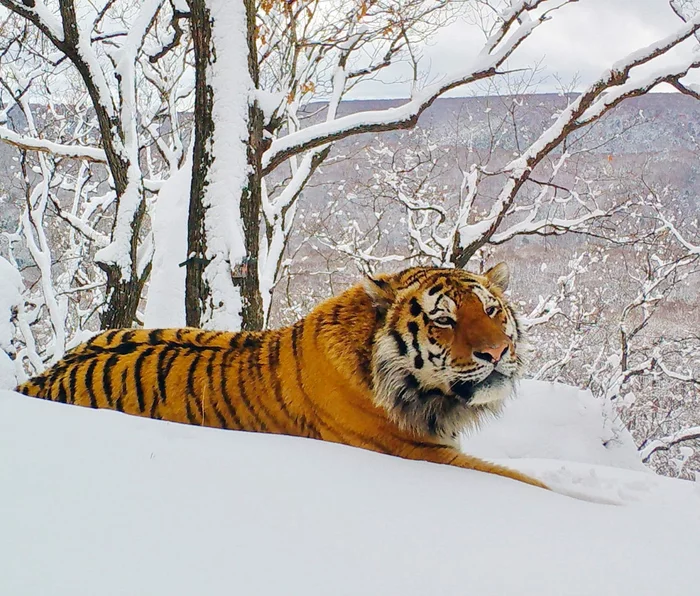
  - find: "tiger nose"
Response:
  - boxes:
[473,344,509,364]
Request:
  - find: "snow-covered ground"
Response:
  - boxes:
[2,380,699,596]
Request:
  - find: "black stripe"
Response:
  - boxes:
[102,353,120,407]
[390,329,407,356]
[242,334,262,349]
[155,346,174,405]
[205,349,227,428]
[111,342,139,355]
[406,321,424,369]
[186,351,203,419]
[185,395,198,424]
[56,379,68,404]
[133,347,156,413]
[401,269,432,287]
[208,397,228,428]
[410,440,453,451]
[330,303,343,325]
[68,366,79,404]
[268,333,291,420]
[409,297,422,317]
[120,330,136,344]
[219,349,243,428]
[117,369,127,412]
[290,321,302,360]
[246,341,281,431]
[85,359,99,408]
[427,411,439,435]
[148,329,163,345]
[162,345,180,378]
[102,329,120,347]
[236,350,266,431]
[290,321,348,443]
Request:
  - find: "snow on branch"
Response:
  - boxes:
[0,0,64,43]
[451,13,700,263]
[0,125,107,163]
[640,426,700,461]
[261,0,560,174]
[49,201,110,248]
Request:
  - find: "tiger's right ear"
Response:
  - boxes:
[362,275,396,314]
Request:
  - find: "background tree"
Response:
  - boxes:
[0,0,192,330]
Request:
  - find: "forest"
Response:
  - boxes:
[0,0,698,478]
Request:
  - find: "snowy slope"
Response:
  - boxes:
[462,380,646,471]
[2,384,699,596]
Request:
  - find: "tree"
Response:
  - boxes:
[4,1,700,333]
[182,0,700,330]
[0,0,191,330]
[0,1,192,372]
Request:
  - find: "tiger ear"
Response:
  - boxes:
[485,262,510,292]
[362,274,397,314]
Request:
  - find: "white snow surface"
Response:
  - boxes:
[2,380,700,596]
[462,380,647,472]
[0,258,23,388]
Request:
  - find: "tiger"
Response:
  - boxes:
[16,263,547,490]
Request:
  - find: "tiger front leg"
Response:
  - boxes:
[403,444,549,490]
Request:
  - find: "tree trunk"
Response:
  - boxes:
[238,99,265,331]
[238,0,265,331]
[98,197,150,329]
[185,0,265,331]
[99,266,151,329]
[184,0,214,329]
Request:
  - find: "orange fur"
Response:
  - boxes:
[17,265,547,490]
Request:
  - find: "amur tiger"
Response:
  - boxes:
[17,263,547,490]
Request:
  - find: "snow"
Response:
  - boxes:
[199,0,253,330]
[0,125,107,163]
[261,9,543,172]
[0,257,23,389]
[144,155,191,328]
[462,380,646,471]
[2,380,700,595]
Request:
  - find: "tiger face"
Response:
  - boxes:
[365,263,524,441]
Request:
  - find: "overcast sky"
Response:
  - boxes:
[351,0,700,98]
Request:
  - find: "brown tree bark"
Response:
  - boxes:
[184,0,214,329]
[185,0,265,331]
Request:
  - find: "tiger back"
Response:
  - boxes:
[17,264,547,490]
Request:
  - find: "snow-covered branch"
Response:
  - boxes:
[641,427,700,462]
[261,0,564,174]
[0,125,107,162]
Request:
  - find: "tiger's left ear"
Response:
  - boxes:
[485,262,510,292]
[363,274,397,314]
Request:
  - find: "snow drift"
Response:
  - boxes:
[2,380,699,596]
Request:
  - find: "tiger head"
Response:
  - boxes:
[364,263,525,441]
